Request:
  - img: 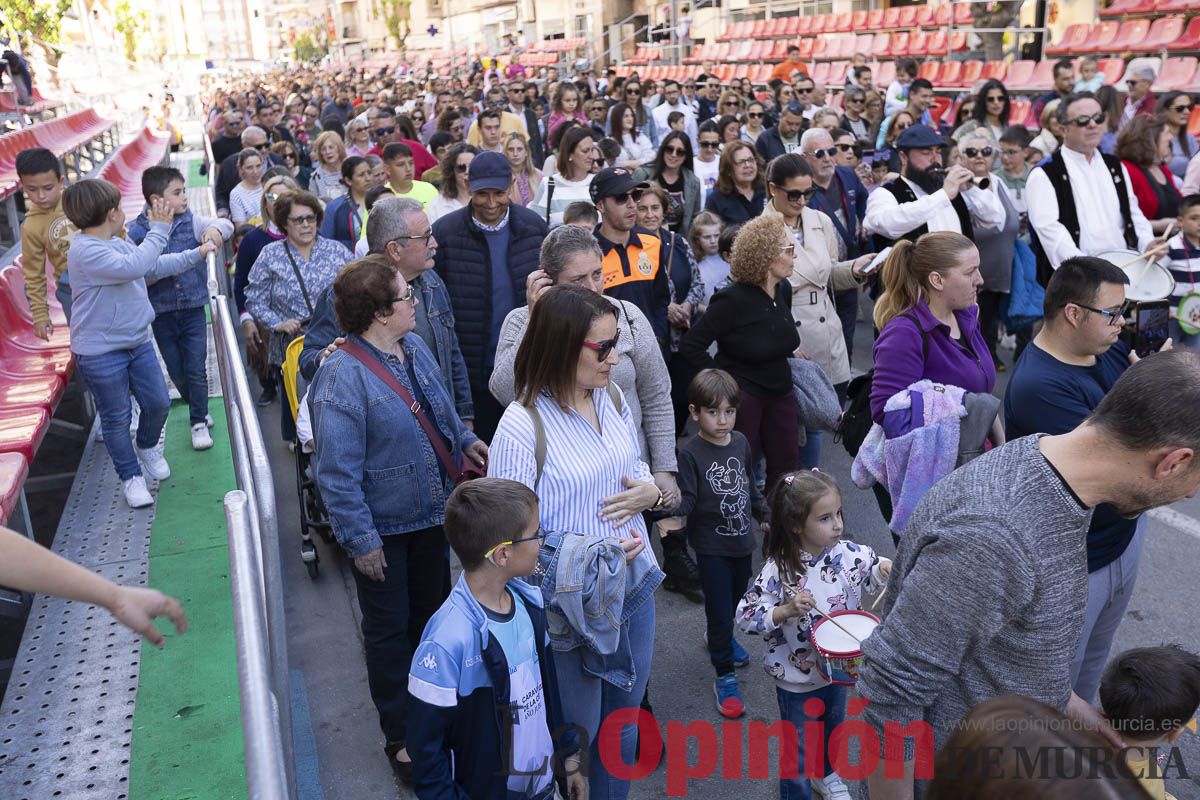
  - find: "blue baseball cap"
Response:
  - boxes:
[896,125,947,151]
[468,150,512,192]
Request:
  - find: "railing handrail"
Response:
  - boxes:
[204,140,297,800]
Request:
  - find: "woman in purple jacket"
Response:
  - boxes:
[869,232,1001,529]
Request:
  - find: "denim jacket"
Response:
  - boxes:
[298,272,474,421]
[309,333,479,557]
[527,530,663,690]
[128,209,233,314]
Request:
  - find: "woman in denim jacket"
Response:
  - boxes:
[309,256,487,783]
[489,285,665,800]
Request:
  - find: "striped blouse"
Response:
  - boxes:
[489,385,654,544]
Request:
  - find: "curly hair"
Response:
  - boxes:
[333,254,399,335]
[729,213,787,286]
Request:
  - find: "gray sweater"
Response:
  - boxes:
[858,434,1092,757]
[488,295,678,473]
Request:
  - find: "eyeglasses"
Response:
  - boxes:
[287,214,317,226]
[835,143,854,152]
[582,330,621,360]
[1172,104,1194,113]
[374,126,395,136]
[611,189,645,205]
[795,87,813,94]
[482,527,546,562]
[724,100,741,107]
[455,162,471,173]
[664,146,687,156]
[847,97,865,104]
[747,112,764,118]
[1068,301,1125,326]
[699,141,720,149]
[626,88,641,95]
[985,95,1006,103]
[488,98,506,107]
[390,287,419,306]
[265,192,282,202]
[963,147,995,158]
[284,152,297,160]
[733,156,757,167]
[252,142,269,150]
[777,186,817,203]
[391,229,434,246]
[1069,112,1107,127]
[780,242,797,256]
[508,87,524,93]
[806,147,836,160]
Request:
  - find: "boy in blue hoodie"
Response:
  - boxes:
[127,166,233,451]
[64,179,217,509]
[408,479,584,800]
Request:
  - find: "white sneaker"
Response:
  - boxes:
[167,383,182,400]
[129,401,141,434]
[137,446,171,480]
[123,476,154,508]
[190,423,213,450]
[811,773,852,800]
[205,413,214,428]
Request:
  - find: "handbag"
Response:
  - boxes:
[341,340,485,484]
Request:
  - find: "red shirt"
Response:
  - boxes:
[368,138,437,179]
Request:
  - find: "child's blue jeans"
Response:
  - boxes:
[776,682,847,800]
[75,340,171,480]
[151,307,210,425]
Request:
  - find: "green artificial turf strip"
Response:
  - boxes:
[128,403,247,800]
[187,159,207,189]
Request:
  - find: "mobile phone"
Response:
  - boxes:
[860,149,875,167]
[861,246,892,275]
[1134,300,1170,357]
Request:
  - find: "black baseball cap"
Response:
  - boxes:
[896,125,947,150]
[589,167,649,203]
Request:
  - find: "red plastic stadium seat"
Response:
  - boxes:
[826,61,849,87]
[915,5,936,28]
[1100,0,1156,16]
[908,32,929,58]
[1097,58,1127,85]
[1004,60,1038,91]
[882,7,902,29]
[1009,98,1036,128]
[897,6,917,27]
[1107,19,1150,52]
[875,60,897,88]
[1047,24,1092,57]
[0,408,49,463]
[0,371,64,411]
[0,453,28,524]
[832,11,853,32]
[0,289,71,353]
[940,62,964,87]
[783,16,802,36]
[1086,21,1122,53]
[1154,57,1198,91]
[928,97,952,126]
[810,62,831,86]
[869,33,892,59]
[1168,16,1200,50]
[958,61,984,88]
[891,32,912,57]
[866,9,884,30]
[954,4,972,24]
[0,267,67,329]
[925,30,948,57]
[1136,16,1184,52]
[850,11,868,32]
[917,61,940,82]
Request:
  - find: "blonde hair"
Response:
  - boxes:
[689,210,723,256]
[873,232,976,329]
[258,174,299,232]
[313,130,347,166]
[504,132,535,178]
[729,213,787,286]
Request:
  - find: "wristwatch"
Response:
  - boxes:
[651,486,666,510]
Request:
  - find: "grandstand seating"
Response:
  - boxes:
[0,452,29,526]
[98,125,171,217]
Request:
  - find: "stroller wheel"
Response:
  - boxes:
[305,559,319,579]
[302,540,319,580]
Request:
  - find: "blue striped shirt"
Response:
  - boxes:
[489,385,654,543]
[1164,233,1200,301]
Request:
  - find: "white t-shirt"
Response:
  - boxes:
[529,173,594,227]
[694,157,720,206]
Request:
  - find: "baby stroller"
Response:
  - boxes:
[282,336,332,579]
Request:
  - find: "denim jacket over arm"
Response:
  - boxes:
[528,530,663,691]
[309,333,479,557]
[128,209,234,314]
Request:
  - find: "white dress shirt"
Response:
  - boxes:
[651,100,699,148]
[863,176,1004,240]
[1026,145,1154,269]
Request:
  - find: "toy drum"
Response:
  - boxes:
[810,610,881,686]
[1095,249,1175,302]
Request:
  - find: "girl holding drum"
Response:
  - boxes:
[736,470,892,800]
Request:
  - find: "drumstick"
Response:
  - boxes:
[1132,221,1178,287]
[870,588,886,611]
[1116,242,1171,272]
[810,606,863,644]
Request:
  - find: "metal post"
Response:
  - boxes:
[224,491,289,800]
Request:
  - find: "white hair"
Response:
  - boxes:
[800,127,832,150]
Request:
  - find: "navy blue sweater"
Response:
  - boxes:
[1004,340,1136,572]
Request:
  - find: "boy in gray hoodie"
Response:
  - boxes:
[64,179,217,508]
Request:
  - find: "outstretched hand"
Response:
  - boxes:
[107,586,188,648]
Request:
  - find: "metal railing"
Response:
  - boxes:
[204,138,297,799]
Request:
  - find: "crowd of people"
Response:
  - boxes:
[12,42,1200,800]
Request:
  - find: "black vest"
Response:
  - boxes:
[1031,150,1138,287]
[871,178,975,252]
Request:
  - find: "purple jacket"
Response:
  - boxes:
[870,300,996,423]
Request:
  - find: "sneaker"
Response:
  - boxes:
[732,638,750,668]
[205,413,214,428]
[167,383,182,400]
[190,423,213,451]
[137,446,171,480]
[713,673,744,719]
[811,773,852,800]
[122,476,154,508]
[256,385,276,407]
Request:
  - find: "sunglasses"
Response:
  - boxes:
[806,147,836,159]
[582,330,621,360]
[374,126,395,136]
[724,100,741,106]
[626,88,641,95]
[611,189,645,205]
[985,95,1006,103]
[664,146,688,156]
[288,214,317,226]
[699,141,720,149]
[1172,104,1194,113]
[482,526,546,562]
[835,143,854,152]
[777,186,817,203]
[1068,112,1106,127]
[963,147,994,158]
[252,143,269,150]
[795,87,813,94]
[747,112,764,118]
[455,162,470,172]
[488,99,506,106]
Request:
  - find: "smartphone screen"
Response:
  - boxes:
[1135,301,1170,357]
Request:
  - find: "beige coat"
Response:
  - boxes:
[764,202,860,385]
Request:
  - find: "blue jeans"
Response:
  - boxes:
[151,307,210,425]
[553,596,655,800]
[56,272,72,321]
[776,683,847,800]
[696,553,752,675]
[75,340,171,481]
[799,428,822,470]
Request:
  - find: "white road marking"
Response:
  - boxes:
[1147,507,1200,542]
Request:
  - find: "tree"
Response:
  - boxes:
[0,0,73,83]
[972,1,1023,62]
[293,32,324,63]
[376,0,410,50]
[113,0,149,63]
